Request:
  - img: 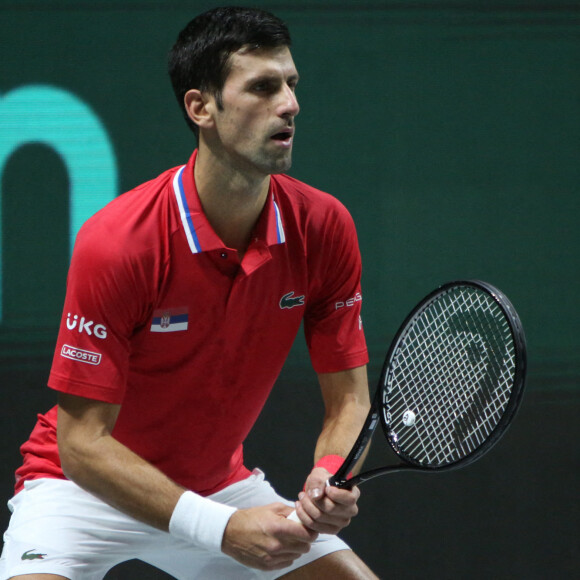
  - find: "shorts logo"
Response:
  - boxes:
[21,549,47,560]
[279,291,305,309]
[66,313,107,339]
[61,345,102,365]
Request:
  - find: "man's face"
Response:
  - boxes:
[210,45,300,177]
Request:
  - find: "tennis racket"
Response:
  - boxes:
[310,280,527,493]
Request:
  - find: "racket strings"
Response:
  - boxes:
[385,287,516,467]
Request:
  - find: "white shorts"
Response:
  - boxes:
[0,471,349,580]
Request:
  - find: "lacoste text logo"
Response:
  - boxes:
[279,291,305,309]
[61,344,102,365]
[21,549,47,560]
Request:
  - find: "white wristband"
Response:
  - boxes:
[169,490,237,552]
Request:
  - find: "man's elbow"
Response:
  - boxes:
[57,432,89,482]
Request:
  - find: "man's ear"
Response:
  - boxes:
[184,89,215,130]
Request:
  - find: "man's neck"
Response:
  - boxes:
[193,148,271,256]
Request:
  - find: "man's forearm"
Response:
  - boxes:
[314,405,368,463]
[314,366,371,470]
[58,416,185,531]
[57,394,237,552]
[295,366,370,534]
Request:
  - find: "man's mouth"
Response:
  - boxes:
[270,129,294,142]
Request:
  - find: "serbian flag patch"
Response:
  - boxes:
[150,307,189,332]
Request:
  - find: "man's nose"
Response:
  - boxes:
[280,84,300,118]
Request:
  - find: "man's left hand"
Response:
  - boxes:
[294,467,360,534]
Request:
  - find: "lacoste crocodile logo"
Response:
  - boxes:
[279,291,305,309]
[21,549,46,560]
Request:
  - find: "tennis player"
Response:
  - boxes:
[0,6,377,579]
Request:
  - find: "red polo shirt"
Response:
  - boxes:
[15,150,368,496]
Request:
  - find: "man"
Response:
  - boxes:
[0,6,377,579]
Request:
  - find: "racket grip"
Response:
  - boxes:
[287,509,301,522]
[287,479,332,522]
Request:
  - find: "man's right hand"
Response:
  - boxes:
[221,502,319,571]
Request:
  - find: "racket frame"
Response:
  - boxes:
[329,279,527,489]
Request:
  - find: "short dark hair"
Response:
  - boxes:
[168,6,292,137]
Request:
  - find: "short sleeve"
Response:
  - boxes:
[304,200,368,374]
[48,217,158,403]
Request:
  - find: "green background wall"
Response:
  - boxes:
[1,1,578,578]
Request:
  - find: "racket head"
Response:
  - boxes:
[379,280,527,472]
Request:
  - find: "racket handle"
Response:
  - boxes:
[287,479,332,522]
[287,509,301,522]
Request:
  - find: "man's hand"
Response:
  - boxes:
[221,503,318,571]
[294,467,360,534]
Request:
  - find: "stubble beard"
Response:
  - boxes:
[259,144,293,175]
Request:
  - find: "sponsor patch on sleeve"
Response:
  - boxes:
[61,345,102,365]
